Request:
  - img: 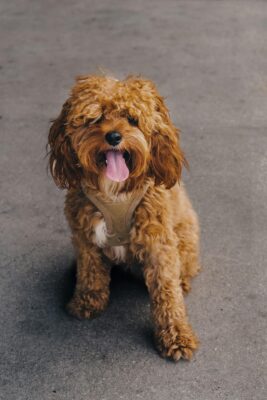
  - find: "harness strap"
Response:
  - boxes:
[83,183,149,246]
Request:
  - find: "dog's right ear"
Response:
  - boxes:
[47,100,82,189]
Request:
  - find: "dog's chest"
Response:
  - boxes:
[94,219,127,264]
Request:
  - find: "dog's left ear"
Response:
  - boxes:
[149,96,188,189]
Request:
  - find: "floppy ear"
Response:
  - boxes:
[47,101,82,189]
[149,97,188,189]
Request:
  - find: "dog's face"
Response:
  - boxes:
[48,75,186,191]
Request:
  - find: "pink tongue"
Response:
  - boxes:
[105,150,129,182]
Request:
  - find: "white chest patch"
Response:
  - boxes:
[94,219,107,247]
[111,246,127,263]
[94,220,127,264]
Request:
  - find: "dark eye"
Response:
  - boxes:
[127,116,138,126]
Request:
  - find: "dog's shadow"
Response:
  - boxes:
[58,259,148,306]
[54,258,154,350]
[8,254,157,398]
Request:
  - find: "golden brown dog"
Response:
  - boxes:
[48,75,200,361]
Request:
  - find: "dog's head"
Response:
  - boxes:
[48,75,187,191]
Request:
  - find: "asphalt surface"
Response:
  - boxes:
[1,1,266,399]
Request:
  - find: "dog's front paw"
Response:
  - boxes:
[155,323,199,361]
[67,289,109,320]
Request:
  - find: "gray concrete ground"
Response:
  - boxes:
[1,1,266,399]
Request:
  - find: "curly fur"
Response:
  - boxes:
[48,75,200,361]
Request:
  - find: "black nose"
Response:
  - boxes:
[105,131,122,146]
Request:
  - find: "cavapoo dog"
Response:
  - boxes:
[48,75,200,361]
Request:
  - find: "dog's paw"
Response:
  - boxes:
[155,323,199,361]
[67,290,109,320]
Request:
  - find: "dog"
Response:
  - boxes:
[47,75,200,361]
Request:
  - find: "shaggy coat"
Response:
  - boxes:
[48,75,200,361]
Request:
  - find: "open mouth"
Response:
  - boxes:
[98,150,131,182]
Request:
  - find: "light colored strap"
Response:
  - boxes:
[83,183,149,246]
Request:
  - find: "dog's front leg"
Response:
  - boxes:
[67,243,110,320]
[143,243,199,361]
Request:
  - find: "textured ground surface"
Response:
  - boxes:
[1,1,266,399]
